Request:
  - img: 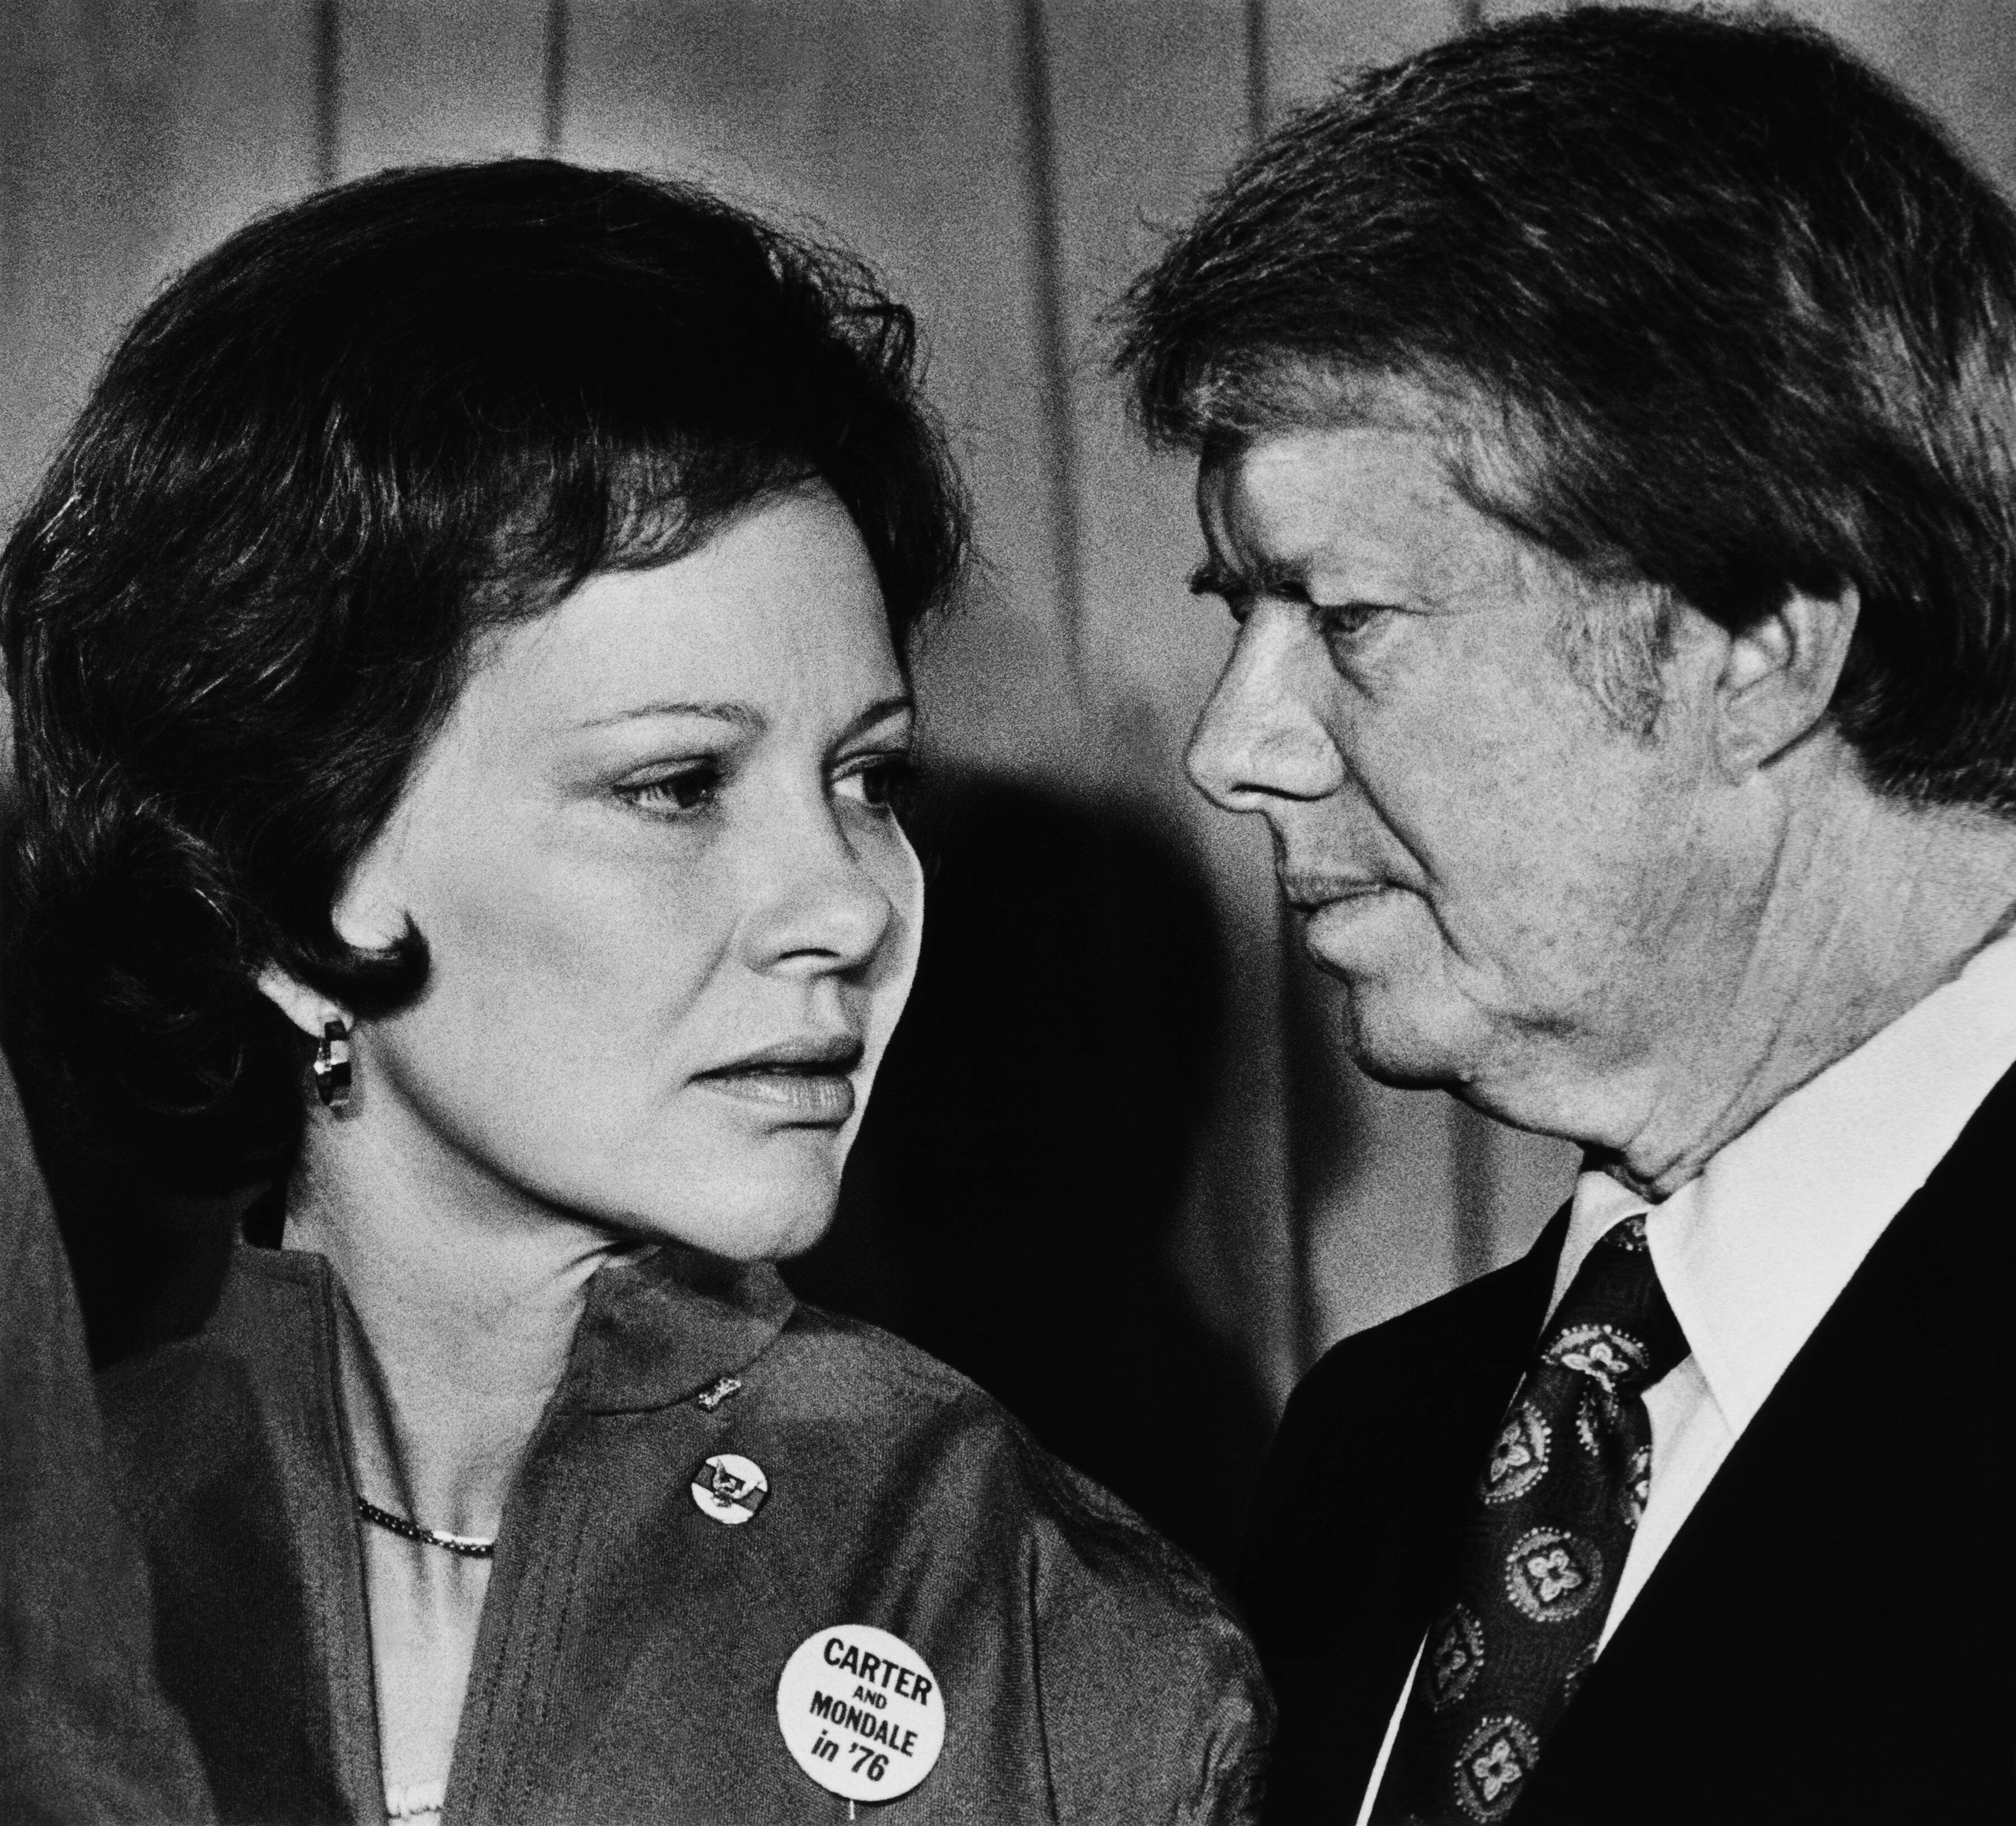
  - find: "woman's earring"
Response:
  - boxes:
[312,1019,353,1111]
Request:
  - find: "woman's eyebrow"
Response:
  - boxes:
[577,694,913,739]
[838,693,916,742]
[580,700,766,731]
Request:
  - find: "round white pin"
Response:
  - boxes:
[689,1453,769,1526]
[776,1623,945,1804]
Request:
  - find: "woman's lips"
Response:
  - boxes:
[696,1067,857,1125]
[693,1035,865,1126]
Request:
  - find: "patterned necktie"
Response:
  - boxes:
[1371,1215,1688,1824]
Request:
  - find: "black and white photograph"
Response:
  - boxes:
[0,2,2009,1822]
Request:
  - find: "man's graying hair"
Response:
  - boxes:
[1116,6,2016,805]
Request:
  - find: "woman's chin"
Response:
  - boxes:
[613,1162,843,1264]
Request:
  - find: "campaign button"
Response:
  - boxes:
[689,1453,769,1525]
[776,1623,945,1802]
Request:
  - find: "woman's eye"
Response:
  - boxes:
[834,753,916,812]
[619,763,722,815]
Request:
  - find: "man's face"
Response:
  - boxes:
[1187,418,1745,1123]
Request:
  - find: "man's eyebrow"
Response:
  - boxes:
[1188,557,1304,599]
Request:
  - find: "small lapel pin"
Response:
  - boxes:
[690,1453,769,1525]
[696,1375,743,1412]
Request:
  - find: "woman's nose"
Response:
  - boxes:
[736,812,900,978]
[1185,605,1346,815]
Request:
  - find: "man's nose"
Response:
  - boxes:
[1185,605,1346,815]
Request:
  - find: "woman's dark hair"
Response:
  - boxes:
[1117,6,2016,812]
[1,158,968,1205]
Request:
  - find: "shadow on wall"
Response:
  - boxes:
[788,768,1271,1582]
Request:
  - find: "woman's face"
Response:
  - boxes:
[323,484,922,1260]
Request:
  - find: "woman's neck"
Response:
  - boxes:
[281,1105,636,1538]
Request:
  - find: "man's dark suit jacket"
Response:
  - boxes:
[1244,1064,2013,1825]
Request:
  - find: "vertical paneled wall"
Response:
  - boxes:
[1,0,2010,1564]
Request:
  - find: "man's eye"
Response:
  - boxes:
[1317,601,1393,645]
[619,763,722,815]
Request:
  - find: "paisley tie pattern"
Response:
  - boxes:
[1371,1215,1687,1824]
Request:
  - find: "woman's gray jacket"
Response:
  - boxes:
[100,1242,1271,1823]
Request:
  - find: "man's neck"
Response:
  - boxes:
[282,1105,635,1537]
[1602,782,2016,1198]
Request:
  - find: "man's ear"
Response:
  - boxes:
[1712,582,1860,779]
[256,964,349,1042]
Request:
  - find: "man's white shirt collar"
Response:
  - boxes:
[1553,923,2016,1435]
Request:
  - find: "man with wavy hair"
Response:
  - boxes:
[1119,9,2015,1822]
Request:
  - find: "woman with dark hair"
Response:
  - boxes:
[1,161,1267,1825]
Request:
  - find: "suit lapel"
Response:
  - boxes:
[1520,1066,2015,1822]
[1247,1211,1565,1824]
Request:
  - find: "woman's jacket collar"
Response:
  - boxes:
[231,1237,797,1417]
[563,1240,797,1414]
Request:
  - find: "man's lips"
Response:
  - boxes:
[1277,871,1392,912]
[1279,875,1406,972]
[692,1034,866,1126]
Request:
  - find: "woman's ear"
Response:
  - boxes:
[255,964,349,1042]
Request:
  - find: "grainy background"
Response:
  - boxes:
[2,0,2010,1571]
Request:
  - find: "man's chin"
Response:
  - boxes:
[1347,1046,1465,1091]
[1330,979,1482,1091]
